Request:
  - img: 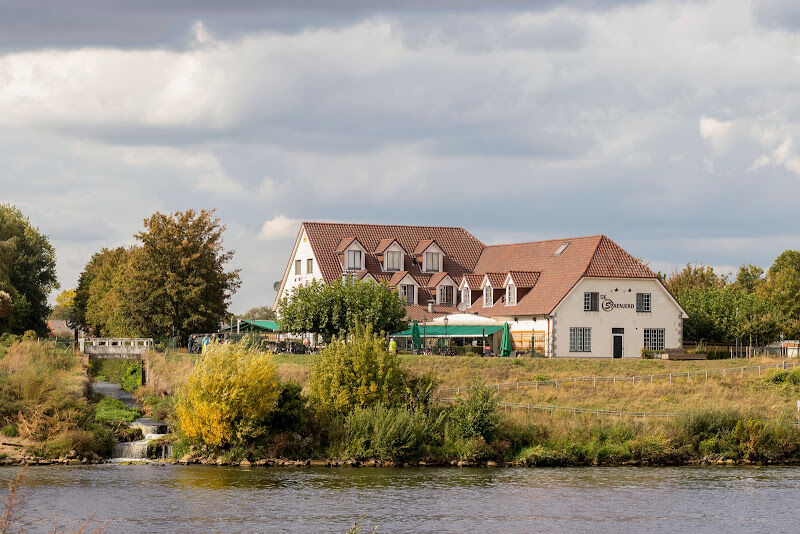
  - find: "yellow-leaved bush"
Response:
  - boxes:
[176,342,279,447]
[309,326,406,413]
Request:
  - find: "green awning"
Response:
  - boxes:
[221,319,281,332]
[392,325,503,337]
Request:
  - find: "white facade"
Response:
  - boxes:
[276,227,322,305]
[549,277,686,358]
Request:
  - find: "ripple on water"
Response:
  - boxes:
[1,466,800,533]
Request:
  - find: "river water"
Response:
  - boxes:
[1,465,799,533]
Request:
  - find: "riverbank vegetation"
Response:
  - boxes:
[147,332,800,467]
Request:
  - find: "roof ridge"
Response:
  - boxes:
[482,234,605,248]
[303,221,475,231]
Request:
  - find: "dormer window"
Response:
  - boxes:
[438,285,454,305]
[385,250,402,271]
[506,284,516,306]
[400,284,415,305]
[462,287,470,306]
[424,251,440,272]
[346,249,362,271]
[484,286,493,307]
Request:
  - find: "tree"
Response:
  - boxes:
[71,247,132,336]
[118,210,241,341]
[664,263,727,295]
[677,286,783,344]
[238,305,276,320]
[50,289,75,320]
[309,326,407,413]
[733,264,764,294]
[760,259,800,338]
[0,205,59,335]
[277,278,407,341]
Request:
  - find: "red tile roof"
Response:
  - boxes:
[303,222,485,285]
[460,274,484,289]
[374,238,403,255]
[412,239,438,255]
[426,272,451,288]
[299,223,655,318]
[388,271,411,287]
[508,271,540,288]
[483,273,507,288]
[334,236,359,253]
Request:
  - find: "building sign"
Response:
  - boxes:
[600,295,634,312]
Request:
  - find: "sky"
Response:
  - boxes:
[3,0,800,313]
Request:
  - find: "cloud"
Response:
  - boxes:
[3,0,800,313]
[259,215,300,240]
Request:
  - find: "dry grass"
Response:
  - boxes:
[493,371,800,419]
[141,352,196,395]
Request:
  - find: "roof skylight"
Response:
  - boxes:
[553,242,570,256]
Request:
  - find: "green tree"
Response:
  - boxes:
[118,210,241,341]
[238,305,276,320]
[677,286,783,344]
[278,278,407,340]
[309,326,407,413]
[665,263,728,296]
[50,289,76,320]
[733,264,764,294]
[760,258,800,338]
[72,247,132,336]
[0,205,59,335]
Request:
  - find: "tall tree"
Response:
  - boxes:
[0,205,59,335]
[759,252,800,338]
[119,210,241,341]
[733,264,764,294]
[71,247,132,335]
[278,278,407,341]
[665,263,727,295]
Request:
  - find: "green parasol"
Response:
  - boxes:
[500,322,512,357]
[411,320,422,350]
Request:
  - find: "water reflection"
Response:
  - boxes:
[1,465,799,533]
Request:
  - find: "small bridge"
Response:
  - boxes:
[81,338,154,359]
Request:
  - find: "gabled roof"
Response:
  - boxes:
[303,222,485,284]
[506,271,540,288]
[388,271,413,287]
[482,273,507,288]
[471,235,655,316]
[412,239,440,256]
[426,272,453,288]
[584,236,655,278]
[335,237,363,254]
[374,238,405,255]
[460,274,484,290]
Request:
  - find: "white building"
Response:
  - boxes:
[274,222,687,358]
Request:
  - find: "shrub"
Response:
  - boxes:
[640,348,656,359]
[21,330,37,342]
[339,404,438,461]
[1,424,18,437]
[309,326,406,413]
[447,382,498,442]
[94,398,140,423]
[175,341,280,447]
[763,369,800,387]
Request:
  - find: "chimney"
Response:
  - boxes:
[427,301,434,313]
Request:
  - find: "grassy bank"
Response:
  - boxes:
[150,338,800,467]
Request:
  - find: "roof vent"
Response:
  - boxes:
[553,242,570,256]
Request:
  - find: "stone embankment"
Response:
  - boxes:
[0,449,104,466]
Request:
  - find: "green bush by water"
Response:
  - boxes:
[94,398,140,423]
